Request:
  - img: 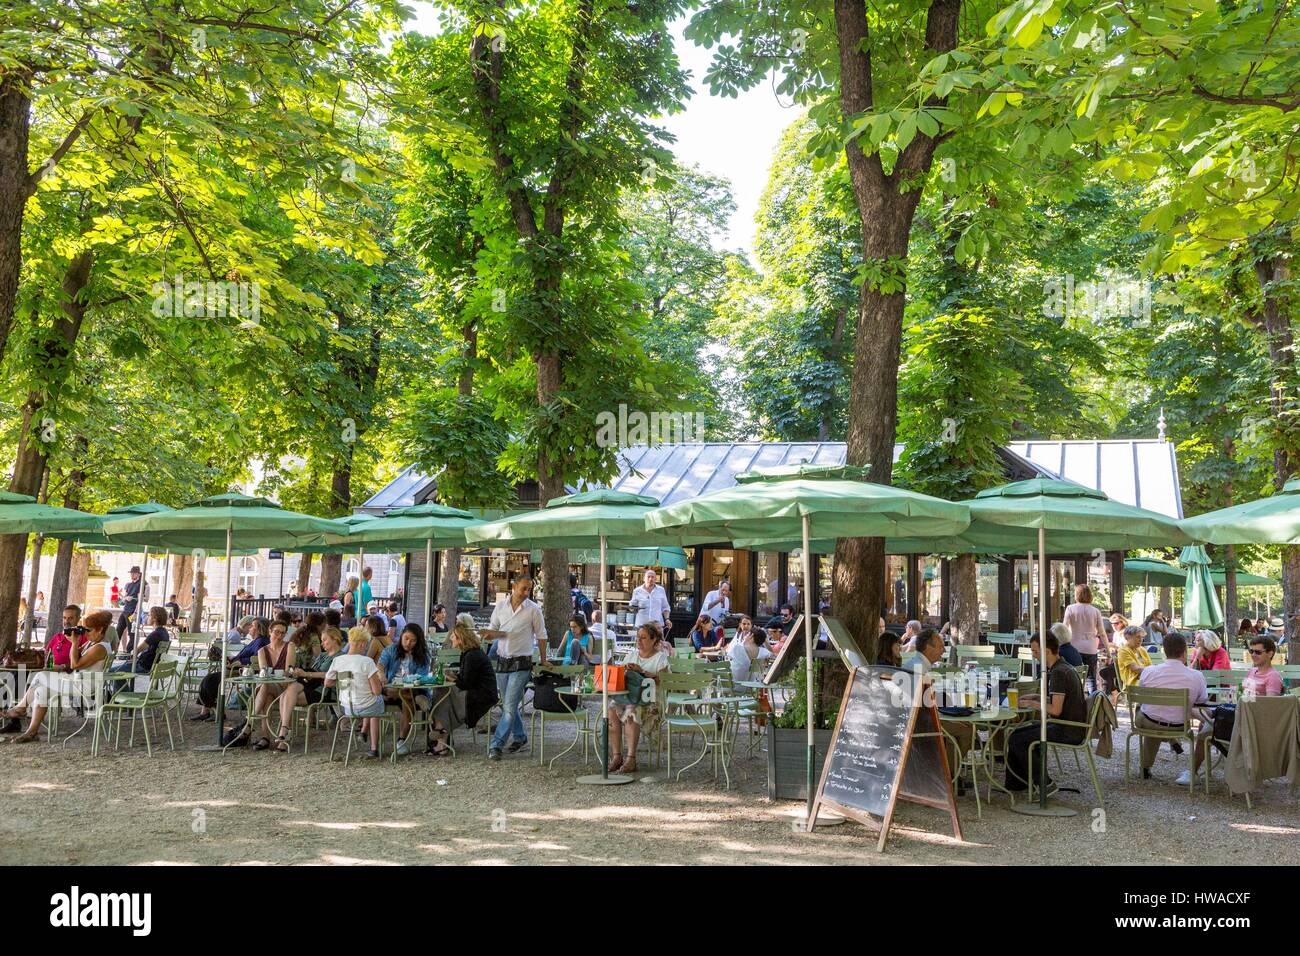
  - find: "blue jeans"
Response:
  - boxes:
[491,668,530,749]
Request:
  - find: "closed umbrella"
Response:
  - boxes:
[1179,546,1224,629]
[103,493,348,748]
[331,503,482,630]
[467,489,683,785]
[646,464,972,817]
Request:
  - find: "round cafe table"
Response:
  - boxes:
[937,706,1035,817]
[386,679,454,762]
[225,674,294,749]
[557,687,634,783]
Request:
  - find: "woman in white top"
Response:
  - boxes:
[3,610,115,743]
[325,634,387,759]
[1062,584,1108,692]
[728,627,773,683]
[607,623,669,774]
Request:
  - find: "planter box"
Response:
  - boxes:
[766,725,834,801]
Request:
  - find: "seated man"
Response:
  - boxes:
[1134,632,1208,781]
[908,628,974,787]
[1004,631,1088,797]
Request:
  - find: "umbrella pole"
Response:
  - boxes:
[424,539,433,631]
[577,533,630,785]
[216,529,232,747]
[803,514,816,821]
[161,550,170,626]
[1038,527,1048,809]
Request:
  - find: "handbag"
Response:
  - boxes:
[531,671,575,714]
[593,664,626,692]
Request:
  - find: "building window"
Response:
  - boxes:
[788,550,806,616]
[885,556,908,623]
[388,558,402,598]
[977,561,1000,627]
[755,552,779,619]
[343,557,361,581]
[1087,555,1113,614]
[672,548,696,614]
[701,548,748,616]
[456,555,482,606]
[1050,560,1076,624]
[919,556,943,626]
[238,557,259,594]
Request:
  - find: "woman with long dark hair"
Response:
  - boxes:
[380,622,431,756]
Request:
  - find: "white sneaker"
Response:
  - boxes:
[396,740,410,757]
[1175,769,1192,786]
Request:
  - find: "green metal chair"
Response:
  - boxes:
[93,660,180,757]
[1027,693,1107,807]
[1124,686,1199,793]
[955,645,995,660]
[528,665,589,768]
[656,672,732,785]
[328,672,399,765]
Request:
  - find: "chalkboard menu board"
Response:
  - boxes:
[810,665,962,851]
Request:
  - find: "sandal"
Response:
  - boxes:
[618,756,637,774]
[272,736,290,753]
[607,754,624,774]
[254,736,271,751]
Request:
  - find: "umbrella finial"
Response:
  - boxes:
[1157,408,1167,442]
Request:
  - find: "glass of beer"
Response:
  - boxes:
[1007,685,1019,709]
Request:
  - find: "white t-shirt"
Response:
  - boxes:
[389,613,407,635]
[728,639,773,683]
[703,589,730,625]
[489,597,547,659]
[327,653,380,713]
[631,584,671,628]
[620,647,669,703]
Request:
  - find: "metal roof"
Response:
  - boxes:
[363,439,1183,518]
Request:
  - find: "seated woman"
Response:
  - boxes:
[1115,625,1152,689]
[688,614,723,654]
[223,619,293,749]
[428,614,498,755]
[727,625,773,683]
[1238,617,1257,639]
[325,632,387,759]
[607,623,670,775]
[1191,630,1231,670]
[876,630,903,668]
[379,623,431,755]
[362,614,390,663]
[272,626,344,752]
[1050,623,1084,667]
[430,603,450,634]
[3,610,115,743]
[561,615,593,665]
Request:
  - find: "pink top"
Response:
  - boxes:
[1192,646,1231,671]
[1243,667,1283,698]
[1063,602,1106,655]
[45,631,87,668]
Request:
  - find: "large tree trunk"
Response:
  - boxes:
[829,0,960,663]
[67,550,89,607]
[438,547,462,614]
[295,552,314,595]
[171,553,193,609]
[46,451,87,623]
[0,251,94,655]
[0,73,31,367]
[320,554,343,602]
[190,556,209,634]
[536,351,568,648]
[950,554,980,645]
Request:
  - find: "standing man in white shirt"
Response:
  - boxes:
[483,575,547,761]
[703,580,731,626]
[630,569,672,637]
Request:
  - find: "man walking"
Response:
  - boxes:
[630,569,672,636]
[483,575,547,761]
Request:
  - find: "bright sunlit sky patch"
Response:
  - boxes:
[401,3,796,251]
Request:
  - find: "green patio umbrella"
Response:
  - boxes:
[646,464,972,818]
[332,503,482,630]
[528,546,689,571]
[1124,557,1186,589]
[949,479,1190,815]
[0,491,101,646]
[103,493,349,748]
[1179,546,1224,629]
[1182,478,1300,544]
[1210,568,1277,587]
[467,489,684,785]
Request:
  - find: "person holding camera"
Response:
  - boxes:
[2,611,115,743]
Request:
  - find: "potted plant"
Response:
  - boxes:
[766,655,843,800]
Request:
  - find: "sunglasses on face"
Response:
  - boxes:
[1249,648,1270,656]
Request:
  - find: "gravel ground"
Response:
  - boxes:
[1,705,1298,866]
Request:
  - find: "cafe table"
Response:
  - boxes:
[225,673,295,749]
[936,706,1036,818]
[385,678,455,762]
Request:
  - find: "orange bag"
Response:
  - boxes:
[593,664,626,692]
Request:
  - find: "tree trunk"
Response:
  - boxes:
[950,554,980,645]
[438,547,462,614]
[190,557,207,634]
[536,351,568,648]
[47,450,87,622]
[0,73,31,367]
[828,0,959,662]
[171,553,193,608]
[320,554,343,602]
[67,550,89,607]
[0,249,94,655]
[295,552,313,595]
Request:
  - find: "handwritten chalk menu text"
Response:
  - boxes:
[810,665,962,851]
